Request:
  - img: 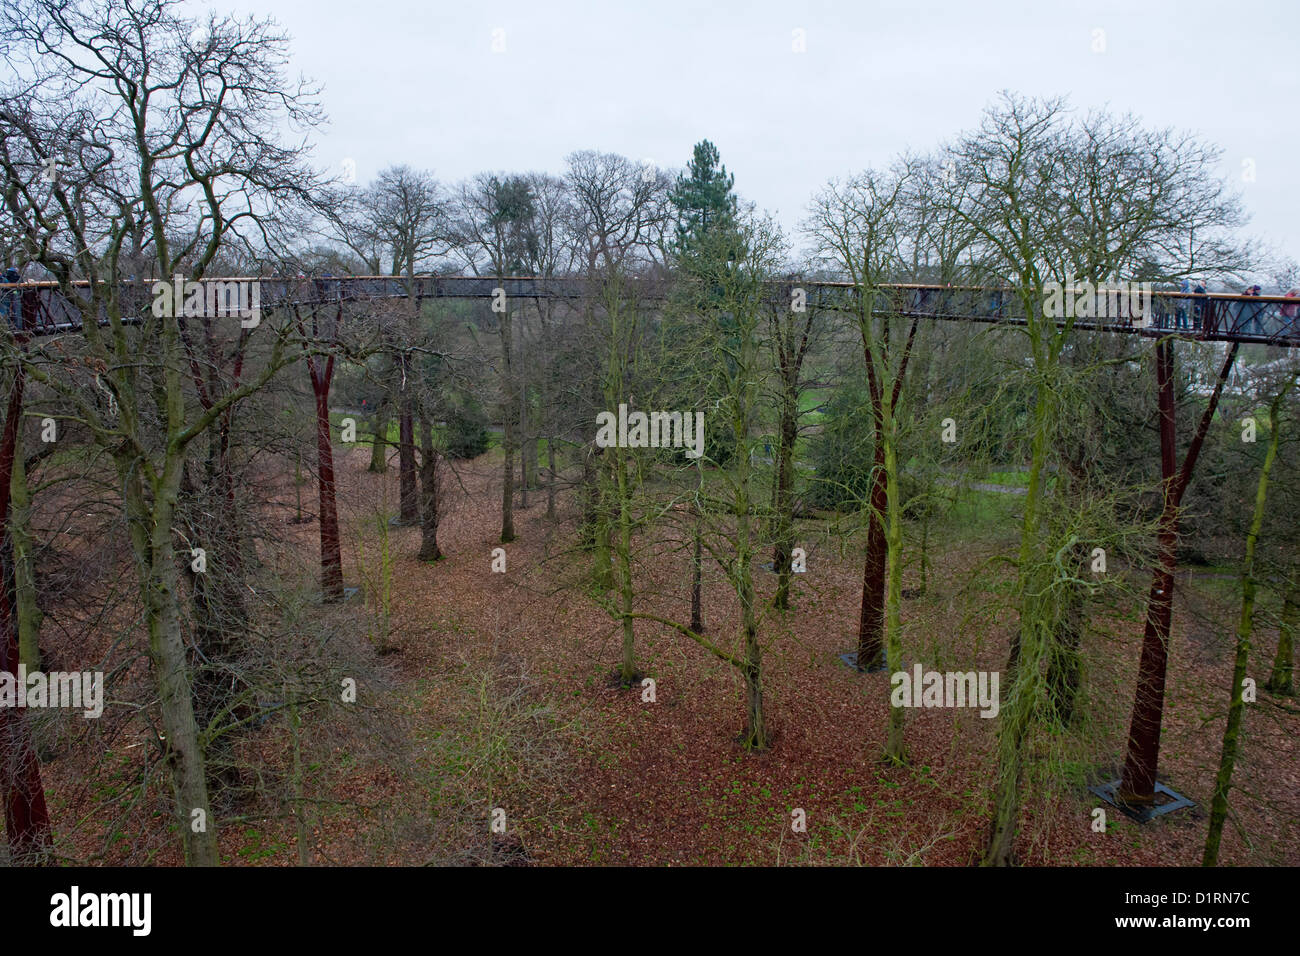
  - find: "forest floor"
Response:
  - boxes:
[27,443,1300,866]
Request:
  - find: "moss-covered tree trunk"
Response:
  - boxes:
[1046,532,1089,728]
[856,305,917,761]
[858,315,917,673]
[598,290,636,682]
[613,445,637,685]
[882,395,906,763]
[1047,587,1085,728]
[579,442,613,590]
[733,328,766,750]
[1204,391,1286,865]
[11,423,41,669]
[737,504,766,749]
[1267,556,1297,696]
[984,288,1054,867]
[124,452,219,866]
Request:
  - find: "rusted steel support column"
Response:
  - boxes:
[1119,339,1238,803]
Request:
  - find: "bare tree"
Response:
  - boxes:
[0,0,326,864]
[522,172,578,520]
[564,151,671,680]
[630,210,786,747]
[333,166,448,525]
[1204,372,1297,865]
[452,173,538,543]
[807,162,919,761]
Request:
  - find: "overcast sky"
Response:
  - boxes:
[227,0,1298,267]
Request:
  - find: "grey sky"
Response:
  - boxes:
[231,0,1298,267]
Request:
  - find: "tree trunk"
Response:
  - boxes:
[1267,557,1297,696]
[287,684,310,866]
[148,544,219,865]
[398,381,419,524]
[545,433,557,521]
[519,371,534,506]
[1047,585,1085,727]
[294,446,304,522]
[592,453,613,591]
[539,298,556,520]
[418,418,443,562]
[11,423,41,669]
[310,358,344,602]
[883,407,906,763]
[499,307,516,543]
[525,432,539,491]
[519,389,529,508]
[189,424,251,743]
[984,301,1055,867]
[614,449,636,684]
[124,451,219,866]
[579,444,597,539]
[0,368,52,863]
[1204,390,1283,865]
[368,413,388,473]
[400,288,421,524]
[857,450,887,669]
[772,392,798,611]
[1047,533,1088,727]
[856,317,916,670]
[690,506,704,634]
[918,488,931,597]
[742,639,766,750]
[735,422,766,750]
[983,713,1028,866]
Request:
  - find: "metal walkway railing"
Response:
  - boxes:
[2,277,1297,347]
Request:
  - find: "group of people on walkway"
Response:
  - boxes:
[1164,279,1299,337]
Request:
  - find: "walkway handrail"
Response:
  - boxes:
[1,277,1297,347]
